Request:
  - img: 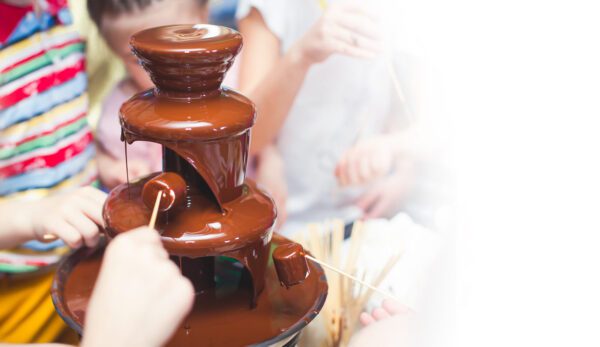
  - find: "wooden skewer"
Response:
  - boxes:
[305,254,399,302]
[148,191,163,229]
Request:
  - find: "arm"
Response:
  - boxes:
[0,201,39,249]
[0,187,106,249]
[238,4,381,155]
[238,8,309,155]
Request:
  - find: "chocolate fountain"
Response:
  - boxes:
[52,24,327,347]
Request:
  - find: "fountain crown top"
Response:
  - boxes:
[130,24,242,93]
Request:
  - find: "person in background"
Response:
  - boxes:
[88,0,236,189]
[0,0,106,342]
[237,0,416,236]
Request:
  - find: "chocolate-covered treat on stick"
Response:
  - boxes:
[273,241,399,300]
[273,243,310,288]
[142,172,186,212]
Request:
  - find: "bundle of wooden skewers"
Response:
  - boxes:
[295,220,403,347]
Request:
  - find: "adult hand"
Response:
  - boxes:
[25,187,106,248]
[294,2,381,65]
[354,164,413,219]
[335,136,396,187]
[82,227,194,347]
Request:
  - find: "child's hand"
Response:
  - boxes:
[335,136,395,187]
[293,2,381,65]
[82,227,194,347]
[27,187,106,248]
[360,299,411,326]
[255,146,288,228]
[350,300,416,347]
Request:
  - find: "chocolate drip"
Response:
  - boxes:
[58,235,328,346]
[104,24,274,305]
[82,24,329,345]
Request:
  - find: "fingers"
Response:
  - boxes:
[355,187,380,212]
[333,12,380,41]
[336,148,363,186]
[336,141,392,187]
[48,218,83,248]
[372,307,392,321]
[121,226,163,247]
[327,5,381,58]
[382,299,411,315]
[360,300,411,327]
[132,227,168,259]
[79,186,108,206]
[360,312,376,326]
[333,38,377,60]
[363,186,394,219]
[64,209,100,248]
[107,227,165,261]
[77,187,107,227]
[345,151,361,185]
[55,187,106,247]
[371,151,390,177]
[358,151,372,183]
[335,154,348,186]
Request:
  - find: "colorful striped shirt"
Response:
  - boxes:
[0,1,97,273]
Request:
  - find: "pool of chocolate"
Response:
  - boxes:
[51,234,327,347]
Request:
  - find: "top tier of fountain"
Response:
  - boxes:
[132,24,242,94]
[120,24,255,207]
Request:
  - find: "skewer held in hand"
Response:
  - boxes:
[148,191,163,229]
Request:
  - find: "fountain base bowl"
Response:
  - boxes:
[51,234,327,347]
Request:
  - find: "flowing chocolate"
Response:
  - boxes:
[273,243,310,288]
[57,235,328,347]
[103,24,276,303]
[141,172,186,212]
[121,24,252,208]
[54,24,328,346]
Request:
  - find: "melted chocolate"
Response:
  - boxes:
[121,24,252,208]
[142,172,186,212]
[59,235,327,346]
[273,243,310,288]
[104,175,276,301]
[56,24,328,345]
[103,24,276,303]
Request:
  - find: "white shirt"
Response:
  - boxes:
[237,0,399,235]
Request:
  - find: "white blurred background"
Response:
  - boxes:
[400,0,600,345]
